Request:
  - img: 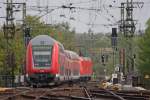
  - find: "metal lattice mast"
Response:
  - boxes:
[119,0,144,85]
[3,0,15,87]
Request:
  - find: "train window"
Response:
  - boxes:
[32,45,52,68]
[58,43,64,53]
[73,69,79,76]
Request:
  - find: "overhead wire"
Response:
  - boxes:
[32,7,62,22]
[69,0,93,5]
[62,0,117,30]
[1,0,147,33]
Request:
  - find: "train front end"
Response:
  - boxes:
[26,35,59,85]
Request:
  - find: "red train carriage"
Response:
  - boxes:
[63,50,80,81]
[26,35,93,86]
[26,35,64,85]
[80,57,93,81]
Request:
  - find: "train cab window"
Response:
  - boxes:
[58,43,64,53]
[32,45,52,68]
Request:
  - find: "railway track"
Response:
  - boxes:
[0,84,93,100]
[0,81,150,100]
[90,87,150,100]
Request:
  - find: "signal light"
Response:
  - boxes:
[101,55,105,63]
[112,28,117,37]
[111,28,117,47]
[24,27,31,37]
[24,27,31,47]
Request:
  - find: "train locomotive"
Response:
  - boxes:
[25,35,93,86]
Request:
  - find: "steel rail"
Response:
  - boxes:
[101,89,126,100]
[90,89,126,100]
[91,89,149,100]
[82,87,92,100]
[45,94,93,100]
[3,89,32,100]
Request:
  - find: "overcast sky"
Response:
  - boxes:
[0,0,150,33]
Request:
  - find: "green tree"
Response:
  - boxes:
[138,18,150,75]
[0,30,6,73]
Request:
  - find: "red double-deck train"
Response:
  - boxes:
[25,35,93,86]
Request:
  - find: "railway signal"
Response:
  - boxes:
[111,28,118,73]
[24,27,31,47]
[101,55,105,65]
[111,28,117,47]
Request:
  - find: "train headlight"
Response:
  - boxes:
[26,74,28,77]
[56,74,60,77]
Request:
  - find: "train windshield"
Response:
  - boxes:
[32,45,52,68]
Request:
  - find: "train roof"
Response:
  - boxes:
[82,57,91,60]
[30,35,64,50]
[79,57,92,61]
[31,35,56,45]
[64,50,80,60]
